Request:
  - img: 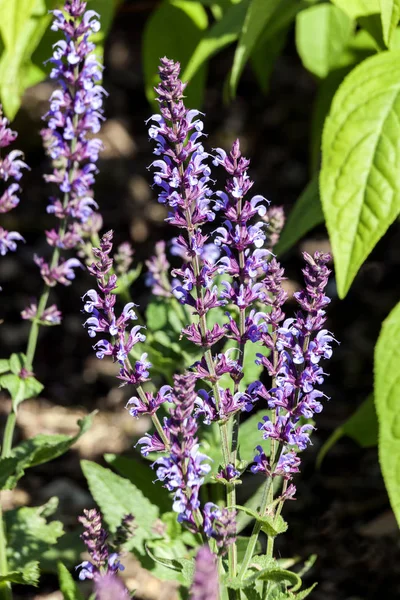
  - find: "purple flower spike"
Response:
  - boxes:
[76,508,125,581]
[251,251,335,486]
[94,572,129,600]
[145,373,211,529]
[83,231,150,386]
[189,546,219,600]
[34,0,106,291]
[0,107,27,258]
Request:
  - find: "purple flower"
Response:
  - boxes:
[33,0,106,293]
[144,373,211,528]
[83,232,150,386]
[189,546,219,600]
[0,108,27,257]
[76,508,125,581]
[203,502,236,552]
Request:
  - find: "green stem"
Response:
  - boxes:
[1,414,16,459]
[0,500,11,600]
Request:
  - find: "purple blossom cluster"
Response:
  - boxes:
[0,108,28,257]
[189,546,219,600]
[76,508,125,582]
[251,252,335,490]
[82,230,150,378]
[80,55,335,566]
[140,373,210,528]
[24,0,106,325]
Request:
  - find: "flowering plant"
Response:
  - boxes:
[0,2,337,600]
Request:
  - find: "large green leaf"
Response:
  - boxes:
[0,0,57,118]
[81,460,159,553]
[230,0,281,96]
[296,4,353,79]
[57,562,84,600]
[380,0,400,47]
[104,453,171,513]
[0,413,93,490]
[5,497,64,583]
[321,50,400,298]
[374,301,400,526]
[316,394,378,468]
[0,562,40,586]
[331,0,379,19]
[142,0,208,108]
[183,0,250,81]
[250,24,287,94]
[276,175,324,256]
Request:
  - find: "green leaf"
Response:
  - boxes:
[104,453,171,513]
[113,265,142,296]
[358,13,386,50]
[183,0,250,81]
[226,563,301,591]
[321,50,400,298]
[317,394,377,468]
[331,0,379,19]
[144,545,195,587]
[0,413,94,490]
[381,0,400,47]
[236,536,262,562]
[250,25,288,95]
[276,175,324,256]
[58,562,84,600]
[81,460,159,553]
[0,562,40,586]
[236,481,265,533]
[0,0,57,118]
[143,0,208,108]
[0,353,44,409]
[230,0,281,96]
[238,410,271,465]
[374,301,400,526]
[5,498,64,580]
[0,359,10,374]
[234,505,288,537]
[296,4,353,79]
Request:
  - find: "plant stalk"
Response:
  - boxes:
[0,499,11,600]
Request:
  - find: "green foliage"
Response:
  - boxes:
[0,353,43,410]
[4,498,64,586]
[0,413,93,490]
[143,0,208,109]
[0,0,120,119]
[0,562,40,586]
[234,505,288,537]
[104,453,171,513]
[374,301,400,526]
[296,4,354,78]
[183,0,250,81]
[276,175,324,256]
[81,460,160,554]
[230,0,282,96]
[381,0,400,47]
[58,562,84,600]
[317,394,378,468]
[321,50,400,297]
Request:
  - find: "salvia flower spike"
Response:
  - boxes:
[0,107,28,257]
[23,0,106,325]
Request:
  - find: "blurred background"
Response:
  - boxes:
[1,0,400,598]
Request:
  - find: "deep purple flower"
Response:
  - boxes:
[142,373,211,528]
